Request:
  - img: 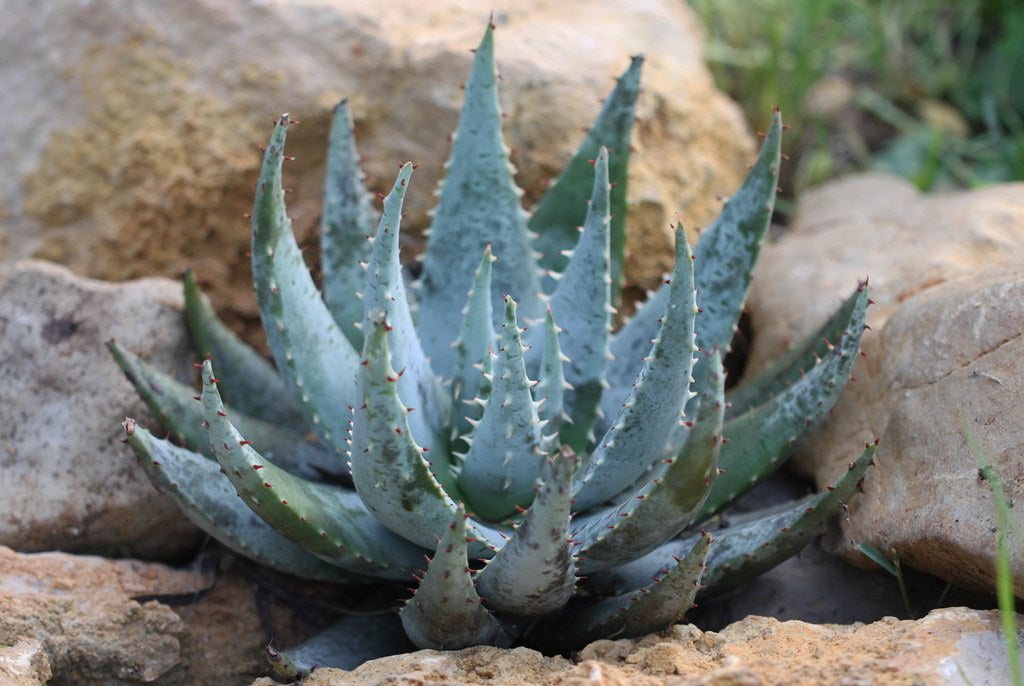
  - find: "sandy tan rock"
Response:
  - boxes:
[746,174,1024,366]
[0,638,51,686]
[743,175,1024,596]
[0,544,327,685]
[2,0,752,337]
[0,260,200,558]
[815,270,1023,594]
[0,545,192,683]
[285,607,1021,685]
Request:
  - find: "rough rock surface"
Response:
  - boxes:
[0,637,52,686]
[744,174,1024,595]
[0,260,200,558]
[265,607,1022,686]
[2,0,753,336]
[0,544,318,685]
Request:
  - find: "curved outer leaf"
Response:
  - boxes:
[701,440,877,593]
[123,419,355,582]
[319,99,378,348]
[183,270,307,428]
[474,446,578,618]
[696,281,870,519]
[459,296,547,521]
[574,225,698,511]
[108,340,347,482]
[416,22,541,378]
[450,246,496,443]
[573,352,723,574]
[531,55,643,298]
[251,115,362,460]
[268,613,413,678]
[351,314,508,556]
[546,147,613,453]
[199,359,425,580]
[526,531,711,653]
[602,111,783,433]
[583,441,878,598]
[364,163,448,454]
[400,504,512,650]
[725,285,865,418]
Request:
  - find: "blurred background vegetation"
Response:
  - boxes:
[688,0,1024,215]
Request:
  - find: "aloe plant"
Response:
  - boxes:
[111,21,875,674]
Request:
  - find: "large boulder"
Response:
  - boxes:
[0,260,199,558]
[2,0,754,334]
[745,173,1024,596]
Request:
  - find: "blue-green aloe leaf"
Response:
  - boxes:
[534,307,569,450]
[183,270,306,429]
[458,297,546,522]
[573,352,723,574]
[352,313,507,556]
[320,99,378,348]
[574,224,698,511]
[474,446,578,618]
[685,110,782,410]
[123,419,356,582]
[363,163,448,453]
[584,441,877,597]
[449,246,496,444]
[546,147,614,453]
[725,285,866,418]
[107,340,346,482]
[199,359,425,579]
[416,22,541,378]
[400,504,512,650]
[531,55,643,298]
[251,114,362,460]
[267,613,413,678]
[700,440,877,593]
[696,281,870,519]
[602,111,782,430]
[526,531,711,652]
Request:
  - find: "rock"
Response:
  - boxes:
[0,638,52,686]
[746,174,1024,362]
[0,544,323,685]
[2,0,753,337]
[286,607,1022,685]
[0,545,192,683]
[744,174,1024,595]
[0,260,200,558]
